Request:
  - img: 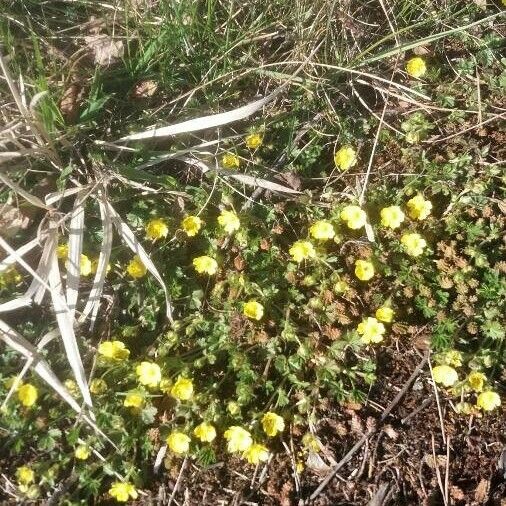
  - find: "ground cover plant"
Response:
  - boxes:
[0,0,505,504]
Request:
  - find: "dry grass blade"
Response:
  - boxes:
[80,193,113,328]
[0,173,51,210]
[66,193,85,318]
[106,201,174,322]
[117,91,282,142]
[45,185,89,206]
[225,172,301,194]
[47,247,93,409]
[0,237,40,272]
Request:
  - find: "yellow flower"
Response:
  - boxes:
[16,466,34,485]
[380,206,405,229]
[356,317,385,344]
[222,152,240,169]
[193,422,217,443]
[224,426,253,453]
[0,266,22,288]
[167,432,191,454]
[245,133,263,149]
[218,210,240,234]
[443,350,463,368]
[56,244,69,259]
[136,362,161,388]
[476,391,501,412]
[432,365,458,387]
[334,146,357,171]
[98,340,130,361]
[406,194,432,220]
[243,301,264,321]
[126,255,147,278]
[193,255,218,275]
[227,401,240,415]
[406,56,427,78]
[108,481,138,502]
[159,379,172,394]
[354,260,375,281]
[401,233,427,257]
[309,221,335,241]
[145,218,169,241]
[181,216,202,237]
[79,254,92,276]
[17,383,38,407]
[170,377,194,401]
[340,205,367,230]
[302,433,322,452]
[243,443,269,465]
[123,392,144,408]
[467,372,487,393]
[64,379,79,397]
[289,240,316,263]
[75,445,91,460]
[261,412,285,437]
[90,378,107,395]
[375,306,394,323]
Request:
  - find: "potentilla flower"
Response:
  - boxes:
[126,255,147,278]
[406,56,427,78]
[302,433,322,452]
[170,377,194,401]
[98,340,130,361]
[181,216,202,237]
[334,146,357,171]
[108,481,138,503]
[56,244,69,259]
[243,443,269,465]
[79,254,93,276]
[64,379,79,397]
[224,426,253,453]
[75,445,91,460]
[222,153,240,169]
[356,317,385,344]
[375,306,394,323]
[193,255,218,275]
[354,260,375,281]
[467,372,486,393]
[123,392,144,408]
[476,391,501,412]
[245,133,263,149]
[432,365,458,387]
[193,422,217,443]
[309,221,335,241]
[218,210,240,234]
[135,362,161,388]
[289,240,316,263]
[443,350,463,368]
[90,378,107,395]
[145,218,169,241]
[401,233,427,257]
[380,206,405,229]
[261,412,285,437]
[406,194,432,220]
[16,466,34,485]
[17,383,38,407]
[167,432,191,454]
[340,205,367,229]
[243,300,264,321]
